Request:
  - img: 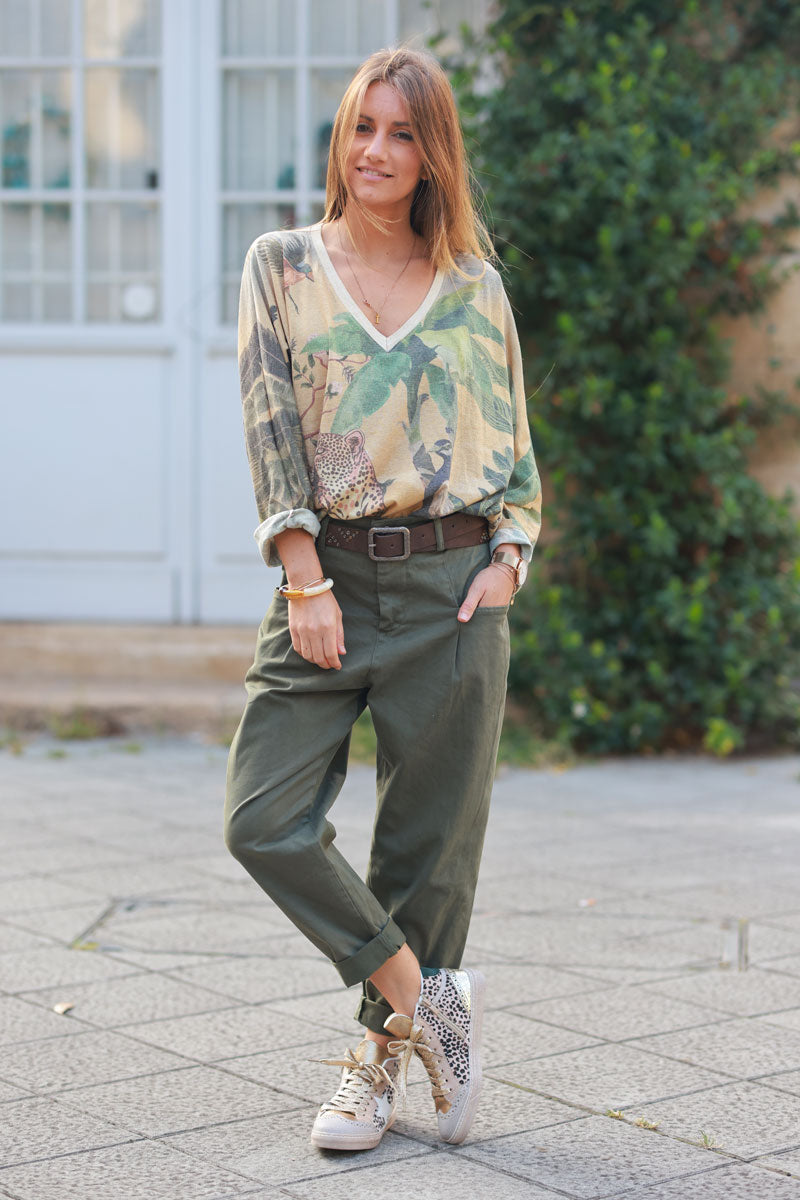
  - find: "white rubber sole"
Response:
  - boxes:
[440,967,486,1145]
[310,1109,396,1152]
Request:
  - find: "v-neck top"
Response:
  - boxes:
[238,222,542,567]
[311,223,446,352]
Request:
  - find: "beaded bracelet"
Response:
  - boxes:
[276,577,334,600]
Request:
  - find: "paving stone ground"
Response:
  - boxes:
[1,737,800,1199]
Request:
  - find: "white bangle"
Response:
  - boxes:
[277,577,334,600]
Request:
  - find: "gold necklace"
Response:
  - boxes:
[337,220,417,327]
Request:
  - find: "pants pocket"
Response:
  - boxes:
[443,543,492,607]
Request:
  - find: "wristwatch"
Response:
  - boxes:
[491,550,528,596]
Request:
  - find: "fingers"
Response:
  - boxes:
[288,594,344,670]
[458,566,514,622]
[297,634,337,670]
[321,627,341,671]
[458,580,485,623]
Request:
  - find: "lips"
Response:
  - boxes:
[357,167,391,179]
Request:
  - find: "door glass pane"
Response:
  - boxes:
[42,281,71,319]
[84,0,160,58]
[87,200,159,271]
[222,69,294,191]
[2,281,31,318]
[41,0,72,55]
[1,73,30,187]
[310,70,352,189]
[2,201,34,269]
[86,200,160,321]
[85,67,160,189]
[42,74,72,186]
[221,0,295,57]
[43,201,71,268]
[0,0,29,54]
[1,70,71,189]
[0,0,73,55]
[222,201,295,324]
[1,200,72,320]
[309,0,385,57]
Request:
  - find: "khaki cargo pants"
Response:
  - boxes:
[223,515,510,1035]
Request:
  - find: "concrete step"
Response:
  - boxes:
[0,622,256,736]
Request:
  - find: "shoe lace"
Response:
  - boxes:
[314,1047,395,1116]
[385,1024,448,1108]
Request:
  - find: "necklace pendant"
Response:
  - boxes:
[374,312,380,326]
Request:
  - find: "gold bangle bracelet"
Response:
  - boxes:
[490,561,517,584]
[276,577,334,600]
[489,560,518,606]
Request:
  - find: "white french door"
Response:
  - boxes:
[0,0,487,623]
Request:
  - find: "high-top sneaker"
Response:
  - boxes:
[310,1038,399,1151]
[384,966,486,1145]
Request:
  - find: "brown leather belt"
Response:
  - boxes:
[324,513,490,561]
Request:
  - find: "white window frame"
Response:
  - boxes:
[210,0,402,340]
[0,0,172,350]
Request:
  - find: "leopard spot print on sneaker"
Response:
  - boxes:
[383,966,486,1145]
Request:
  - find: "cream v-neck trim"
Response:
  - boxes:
[310,222,445,353]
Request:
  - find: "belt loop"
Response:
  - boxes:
[317,513,330,551]
[433,516,445,552]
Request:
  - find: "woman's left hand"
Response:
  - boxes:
[457,565,515,622]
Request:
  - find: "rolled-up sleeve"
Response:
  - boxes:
[238,238,320,567]
[492,289,542,561]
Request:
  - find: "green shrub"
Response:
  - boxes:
[448,1,800,753]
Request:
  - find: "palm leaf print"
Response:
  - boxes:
[428,283,505,344]
[506,446,541,509]
[482,446,516,493]
[329,350,412,432]
[416,324,512,434]
[305,313,379,358]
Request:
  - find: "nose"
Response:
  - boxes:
[365,130,388,160]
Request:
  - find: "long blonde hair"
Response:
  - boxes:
[323,47,495,277]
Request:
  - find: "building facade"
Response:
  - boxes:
[0,0,487,622]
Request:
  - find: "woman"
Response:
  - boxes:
[224,46,541,1151]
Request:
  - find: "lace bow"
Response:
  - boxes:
[313,1047,396,1114]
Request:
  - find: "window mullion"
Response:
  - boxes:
[296,0,310,225]
[70,0,82,321]
[31,69,42,317]
[72,0,85,321]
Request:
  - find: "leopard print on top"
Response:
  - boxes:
[312,430,385,518]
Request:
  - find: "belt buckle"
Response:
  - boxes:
[367,526,411,561]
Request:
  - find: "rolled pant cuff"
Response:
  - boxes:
[354,995,395,1036]
[334,919,406,989]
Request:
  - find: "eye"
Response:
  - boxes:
[355,122,371,133]
[394,130,413,141]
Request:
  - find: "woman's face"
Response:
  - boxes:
[345,81,426,214]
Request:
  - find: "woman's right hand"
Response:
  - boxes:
[288,589,346,670]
